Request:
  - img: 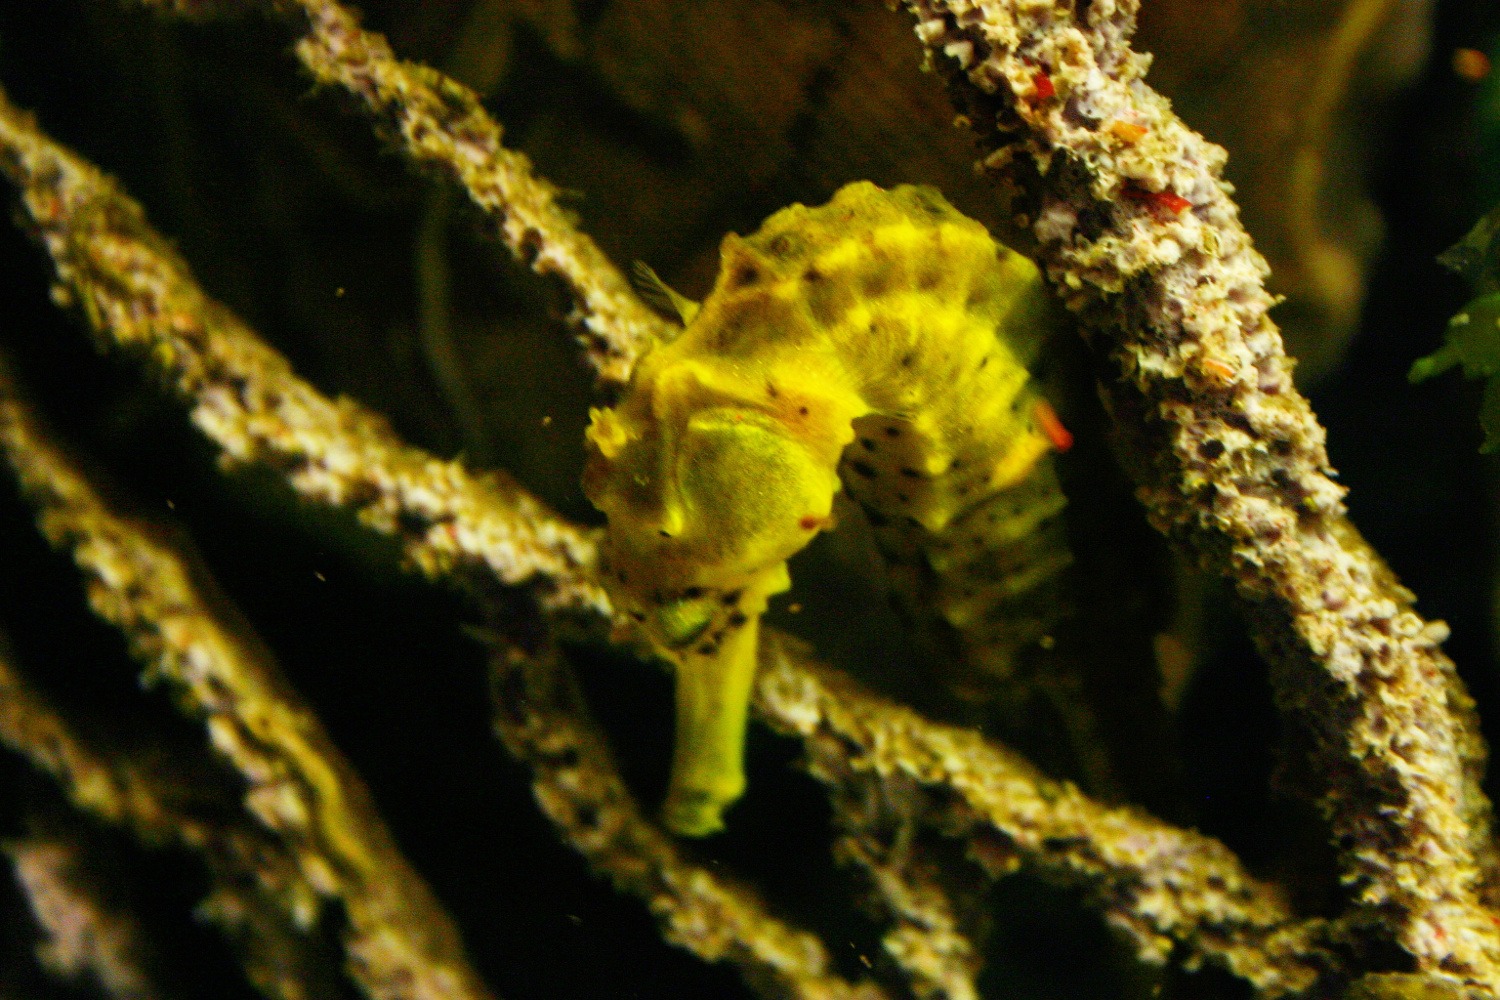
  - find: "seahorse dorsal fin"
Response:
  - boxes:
[631,261,701,329]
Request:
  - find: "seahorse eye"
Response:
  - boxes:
[654,597,715,649]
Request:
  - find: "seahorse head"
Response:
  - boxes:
[583,349,845,654]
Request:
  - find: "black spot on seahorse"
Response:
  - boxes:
[862,268,893,299]
[767,233,799,258]
[729,263,761,288]
[851,461,877,478]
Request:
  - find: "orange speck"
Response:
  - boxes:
[1107,120,1148,143]
[1123,184,1192,214]
[798,515,822,531]
[1032,71,1055,101]
[1454,48,1491,83]
[787,603,802,614]
[1201,357,1237,384]
[1033,400,1073,453]
[1154,190,1192,214]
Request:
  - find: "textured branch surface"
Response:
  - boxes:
[263,0,672,383]
[485,632,888,1000]
[756,635,1331,997]
[0,371,497,1000]
[0,85,606,616]
[897,0,1500,983]
[6,837,160,1000]
[823,768,984,1000]
[0,638,344,1000]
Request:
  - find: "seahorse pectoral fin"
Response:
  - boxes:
[631,261,700,328]
[662,612,761,836]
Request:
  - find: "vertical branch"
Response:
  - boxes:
[896,0,1500,984]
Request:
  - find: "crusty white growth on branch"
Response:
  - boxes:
[0,365,498,1000]
[280,0,671,384]
[6,837,160,1000]
[755,635,1331,996]
[486,632,891,1000]
[896,0,1500,984]
[0,85,607,616]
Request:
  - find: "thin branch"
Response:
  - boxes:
[202,0,672,383]
[6,836,161,1000]
[143,0,664,380]
[824,771,985,1000]
[0,636,341,1000]
[896,0,1500,983]
[755,635,1333,997]
[484,627,889,1000]
[0,366,499,1000]
[0,84,607,616]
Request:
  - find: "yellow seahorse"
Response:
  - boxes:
[584,182,1072,835]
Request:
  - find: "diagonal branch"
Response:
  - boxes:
[0,363,499,1000]
[145,0,674,382]
[484,627,889,1000]
[6,835,162,1000]
[0,634,346,1000]
[895,0,1500,984]
[235,0,669,383]
[756,635,1334,997]
[0,84,607,616]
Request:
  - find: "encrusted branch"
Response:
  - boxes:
[0,368,498,1000]
[140,0,670,381]
[249,0,669,382]
[896,0,1500,983]
[0,633,342,1000]
[822,767,985,1000]
[0,85,606,616]
[7,834,164,1000]
[484,629,889,1000]
[756,635,1332,997]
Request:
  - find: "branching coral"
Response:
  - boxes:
[0,0,1496,997]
